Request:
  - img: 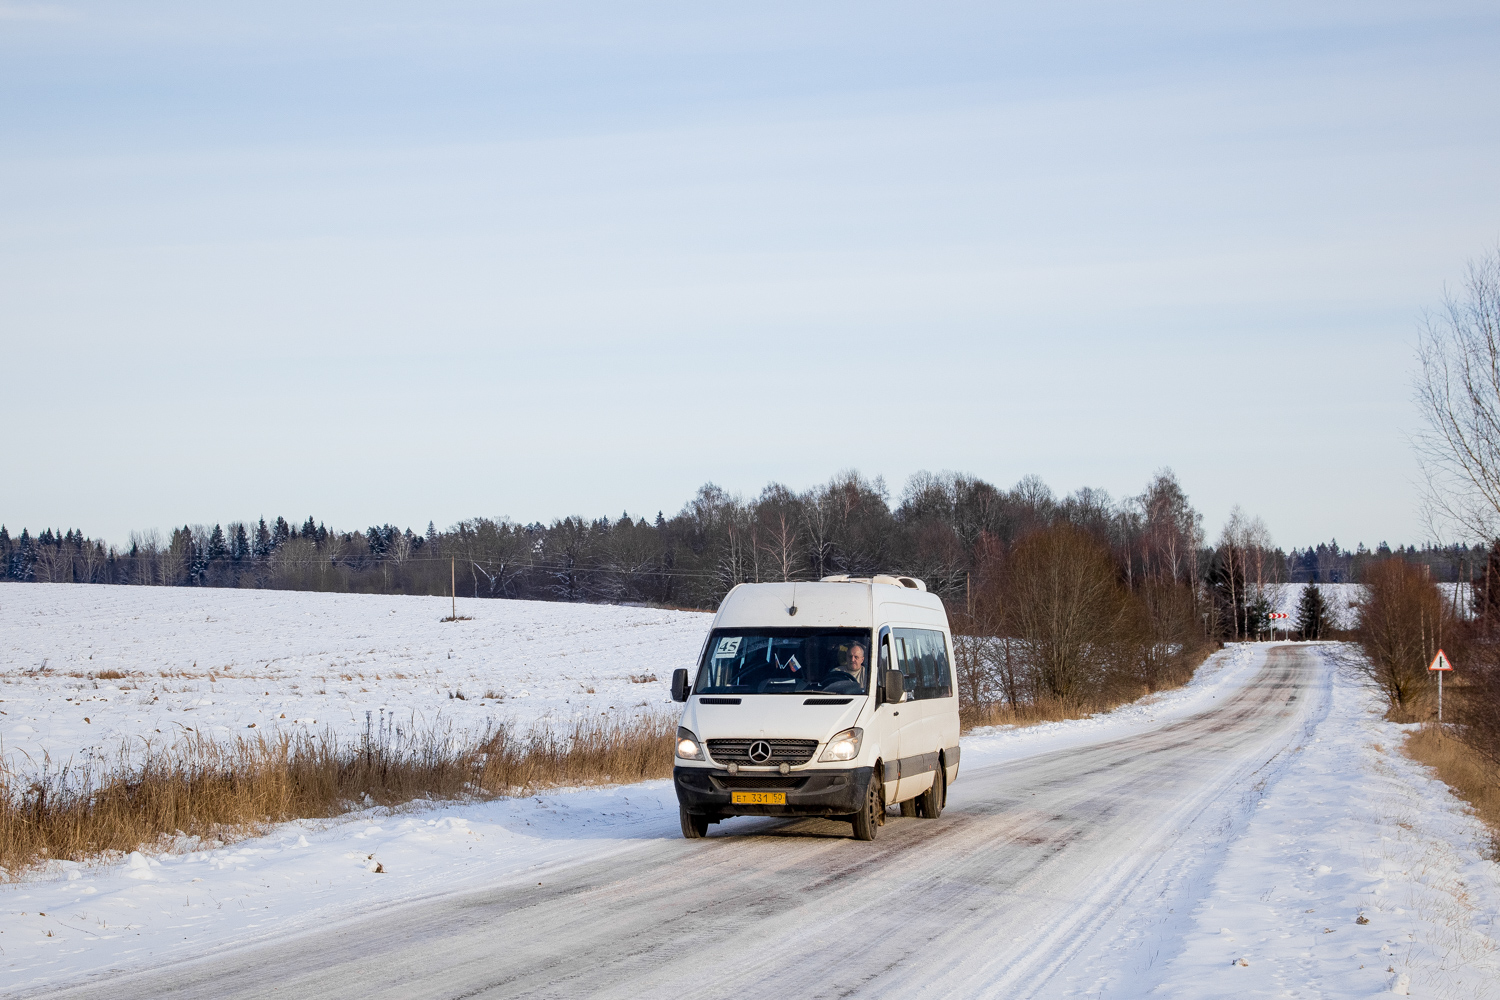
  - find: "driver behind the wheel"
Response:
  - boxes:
[818,642,866,693]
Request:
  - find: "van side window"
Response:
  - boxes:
[920,630,953,699]
[890,628,953,700]
[892,632,918,696]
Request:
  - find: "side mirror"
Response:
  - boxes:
[671,668,691,702]
[882,669,904,705]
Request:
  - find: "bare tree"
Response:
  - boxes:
[1355,558,1450,713]
[754,483,803,581]
[81,539,106,583]
[32,542,71,583]
[1415,246,1500,538]
[1216,507,1247,639]
[1138,468,1202,586]
[1004,523,1129,702]
[800,483,838,579]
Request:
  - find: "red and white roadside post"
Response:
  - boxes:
[1429,649,1454,724]
[1268,611,1288,640]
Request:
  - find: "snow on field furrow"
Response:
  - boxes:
[0,584,712,769]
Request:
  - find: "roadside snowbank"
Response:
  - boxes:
[0,782,686,993]
[1153,650,1500,998]
[961,641,1263,770]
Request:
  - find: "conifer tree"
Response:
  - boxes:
[1246,590,1273,639]
[231,523,250,562]
[13,529,35,581]
[207,524,228,562]
[253,518,272,559]
[1295,582,1328,639]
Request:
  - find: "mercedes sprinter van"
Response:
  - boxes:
[670,575,960,841]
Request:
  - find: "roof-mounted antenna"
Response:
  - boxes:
[788,582,798,616]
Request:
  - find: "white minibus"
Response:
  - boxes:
[670,575,961,840]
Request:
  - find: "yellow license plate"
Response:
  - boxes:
[731,791,786,805]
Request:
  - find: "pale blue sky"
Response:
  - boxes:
[3,2,1498,549]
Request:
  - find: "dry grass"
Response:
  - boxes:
[1403,724,1500,857]
[0,713,673,878]
[960,696,1107,731]
[958,643,1216,734]
[959,688,1168,730]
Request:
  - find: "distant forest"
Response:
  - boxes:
[0,468,1484,615]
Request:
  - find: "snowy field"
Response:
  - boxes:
[1272,582,1470,630]
[2,586,1498,997]
[1274,582,1363,629]
[0,584,711,771]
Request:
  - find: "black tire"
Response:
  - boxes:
[899,797,918,818]
[680,807,710,839]
[917,760,946,819]
[851,771,883,841]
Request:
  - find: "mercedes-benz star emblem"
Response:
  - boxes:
[748,740,772,764]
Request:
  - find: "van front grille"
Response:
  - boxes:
[706,738,818,766]
[713,775,808,790]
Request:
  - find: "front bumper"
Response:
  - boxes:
[674,765,873,818]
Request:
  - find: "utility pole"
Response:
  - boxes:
[451,558,457,620]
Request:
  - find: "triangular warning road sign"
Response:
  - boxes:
[1428,649,1454,672]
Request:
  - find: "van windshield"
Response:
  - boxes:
[694,628,872,695]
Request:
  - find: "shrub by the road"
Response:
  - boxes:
[1352,558,1457,717]
[953,517,1214,730]
[1353,555,1500,850]
[0,713,672,877]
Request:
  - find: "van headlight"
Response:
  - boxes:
[676,727,706,761]
[819,727,863,762]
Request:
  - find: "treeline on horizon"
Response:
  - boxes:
[0,469,1485,614]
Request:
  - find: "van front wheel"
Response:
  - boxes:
[851,774,882,841]
[680,807,710,839]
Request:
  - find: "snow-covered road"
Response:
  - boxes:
[11,642,1495,999]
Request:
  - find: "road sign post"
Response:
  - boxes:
[1428,649,1454,724]
[1268,611,1288,640]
